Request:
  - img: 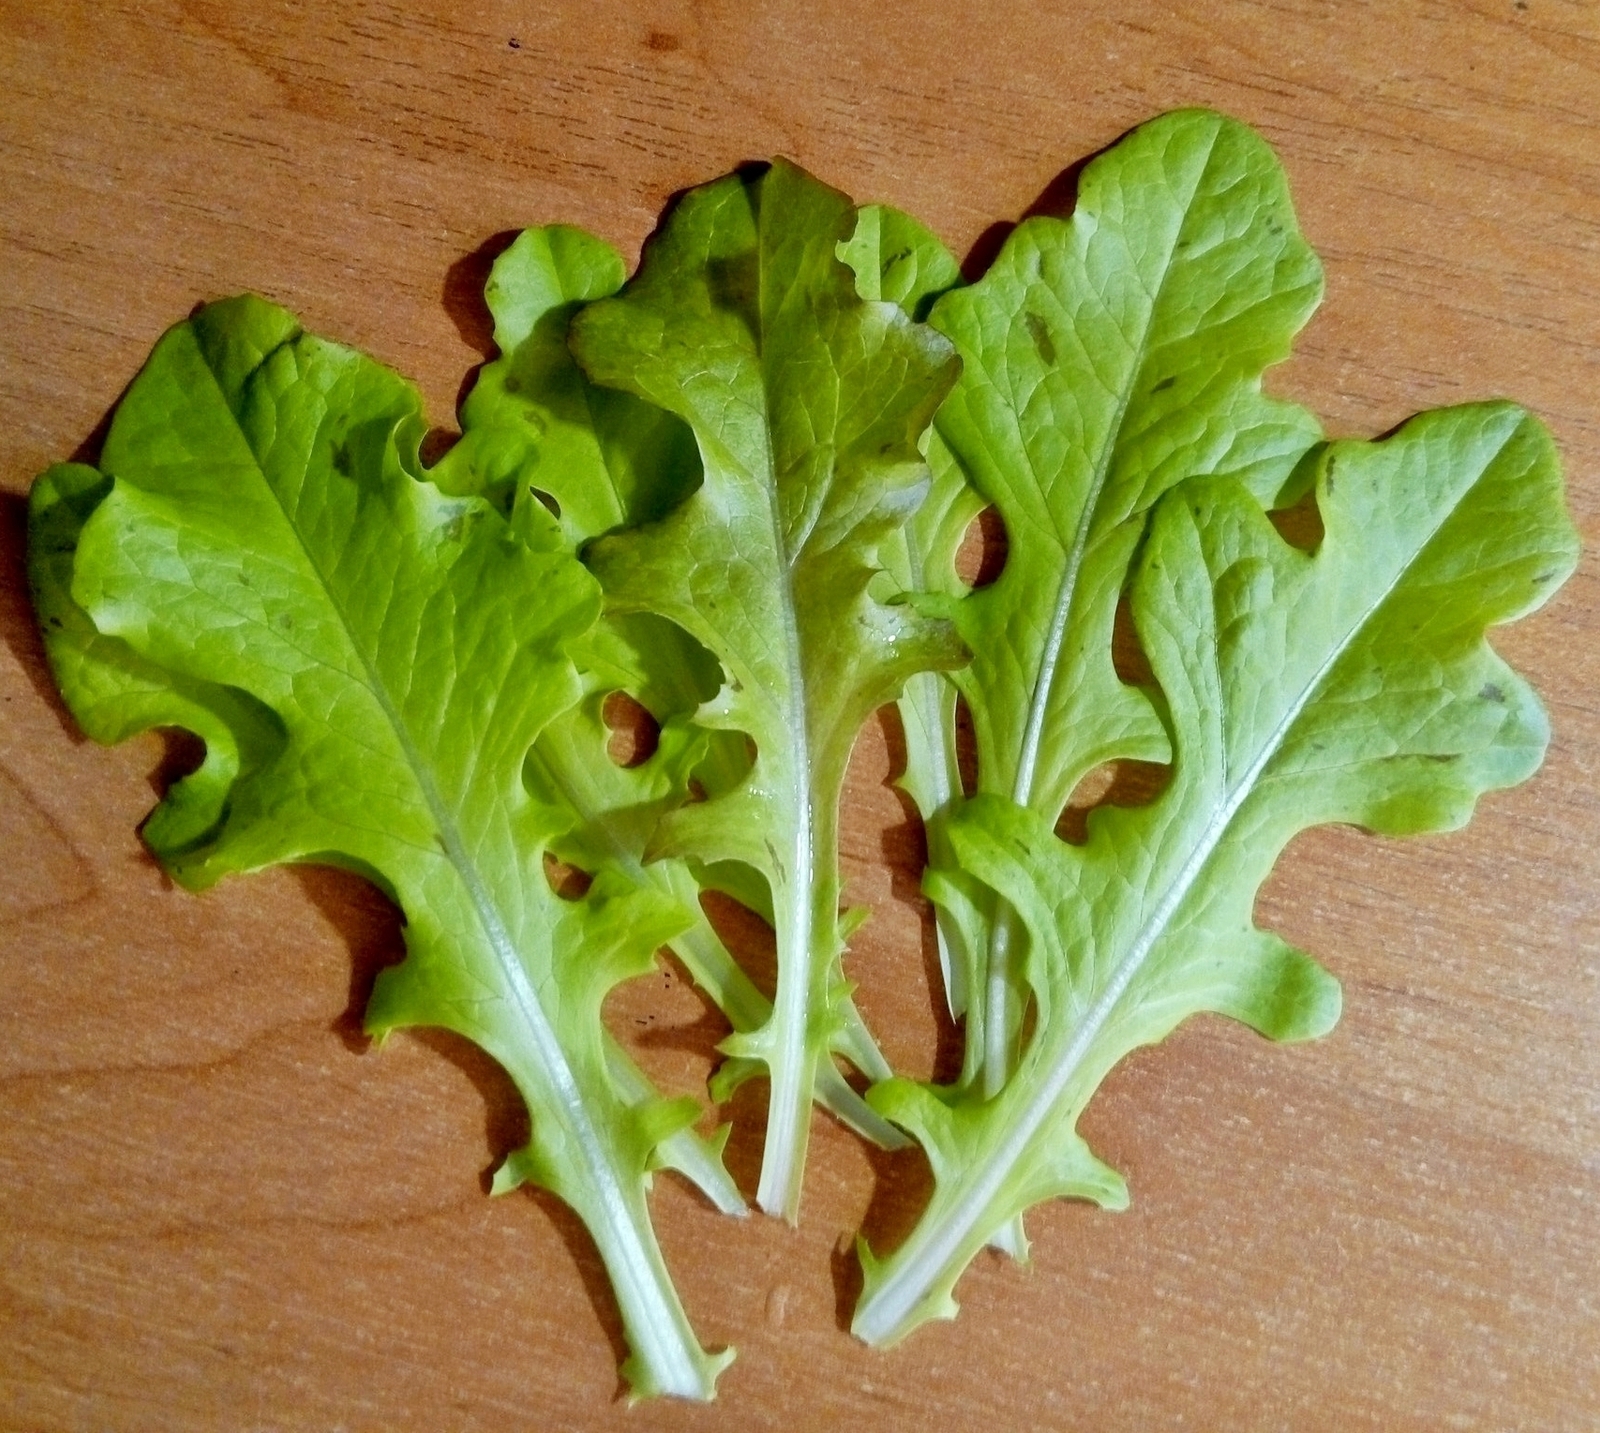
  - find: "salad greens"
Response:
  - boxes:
[27,109,1576,1399]
[569,158,965,1221]
[433,222,907,1154]
[846,106,1330,1258]
[28,296,732,1399]
[936,110,1324,1106]
[887,109,1325,1099]
[853,403,1577,1344]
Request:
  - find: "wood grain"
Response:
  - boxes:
[2,2,1597,1428]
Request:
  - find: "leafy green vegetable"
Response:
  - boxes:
[853,402,1578,1346]
[912,110,1328,1114]
[26,115,1577,1394]
[428,223,704,544]
[570,159,965,1219]
[435,224,911,1154]
[35,240,753,1221]
[27,296,732,1399]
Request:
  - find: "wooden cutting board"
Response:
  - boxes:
[2,2,1596,1428]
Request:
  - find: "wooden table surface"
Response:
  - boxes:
[3,2,1597,1428]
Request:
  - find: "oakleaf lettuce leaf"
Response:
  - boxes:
[895,110,1327,1106]
[28,296,732,1400]
[570,159,965,1219]
[439,224,909,1154]
[35,336,748,1236]
[852,402,1578,1346]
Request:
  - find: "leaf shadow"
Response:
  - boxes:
[68,377,132,465]
[716,1075,771,1207]
[873,702,964,1087]
[959,133,1129,283]
[699,887,777,1005]
[0,489,79,732]
[832,1137,936,1334]
[293,864,408,1054]
[626,948,737,1068]
[441,229,522,360]
[431,228,523,461]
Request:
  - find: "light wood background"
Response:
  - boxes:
[3,2,1597,1429]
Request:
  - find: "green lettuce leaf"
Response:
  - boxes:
[852,402,1578,1346]
[570,159,966,1219]
[438,224,908,1154]
[27,296,732,1400]
[903,110,1328,1109]
[428,223,703,543]
[31,254,752,1221]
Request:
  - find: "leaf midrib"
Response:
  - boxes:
[748,254,822,1212]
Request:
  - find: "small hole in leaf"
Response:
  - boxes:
[1055,758,1172,845]
[1268,487,1324,553]
[602,691,660,768]
[1111,590,1155,688]
[954,505,1007,588]
[543,850,592,901]
[419,428,460,467]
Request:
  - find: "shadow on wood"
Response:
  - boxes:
[0,490,80,731]
[626,948,736,1069]
[832,1136,935,1334]
[958,131,1132,283]
[431,228,524,464]
[441,229,522,360]
[873,702,964,1087]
